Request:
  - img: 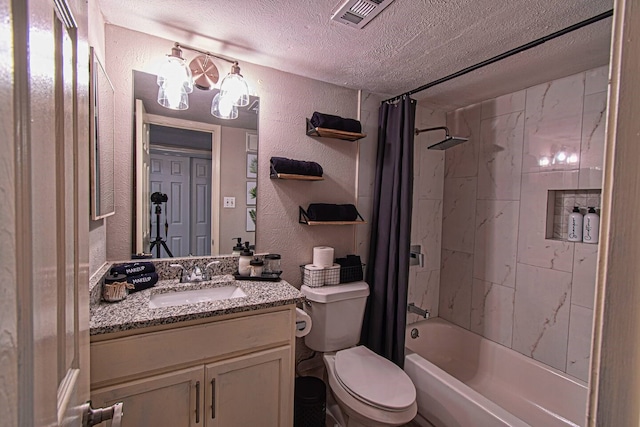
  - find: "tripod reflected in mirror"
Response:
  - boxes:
[149,192,173,258]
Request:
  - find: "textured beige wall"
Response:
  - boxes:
[101,25,361,285]
[88,1,108,275]
[219,126,255,250]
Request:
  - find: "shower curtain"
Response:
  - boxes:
[361,95,416,367]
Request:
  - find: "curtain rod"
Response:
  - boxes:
[383,9,614,104]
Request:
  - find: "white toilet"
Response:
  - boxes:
[302,282,417,427]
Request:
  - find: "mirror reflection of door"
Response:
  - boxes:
[150,149,212,257]
[134,99,222,258]
[149,125,215,257]
[135,99,151,254]
[133,72,258,257]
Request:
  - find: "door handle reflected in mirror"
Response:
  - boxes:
[81,401,124,427]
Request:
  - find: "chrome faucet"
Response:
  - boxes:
[170,264,204,282]
[407,303,430,319]
[171,261,222,282]
[204,261,221,279]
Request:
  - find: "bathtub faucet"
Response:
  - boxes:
[407,303,430,319]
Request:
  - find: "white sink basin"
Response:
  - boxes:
[149,286,247,309]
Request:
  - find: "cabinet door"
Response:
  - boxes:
[205,346,293,427]
[91,366,204,427]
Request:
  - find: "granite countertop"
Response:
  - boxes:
[90,274,305,336]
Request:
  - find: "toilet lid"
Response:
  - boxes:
[334,346,416,410]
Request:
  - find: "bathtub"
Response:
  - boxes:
[404,318,588,427]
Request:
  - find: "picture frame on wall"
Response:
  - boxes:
[246,208,256,232]
[246,153,257,179]
[246,132,258,152]
[246,181,256,206]
[89,47,116,220]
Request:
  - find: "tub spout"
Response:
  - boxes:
[408,303,430,319]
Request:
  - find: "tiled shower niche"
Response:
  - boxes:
[546,189,602,241]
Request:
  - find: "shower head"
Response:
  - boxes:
[414,126,469,150]
[427,135,469,150]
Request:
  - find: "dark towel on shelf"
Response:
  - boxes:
[110,262,156,277]
[310,112,362,134]
[335,255,363,283]
[306,203,359,222]
[126,272,159,293]
[270,157,323,177]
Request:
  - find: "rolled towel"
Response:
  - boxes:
[335,255,363,283]
[270,157,323,177]
[310,112,362,134]
[110,262,155,277]
[126,272,159,293]
[306,203,359,222]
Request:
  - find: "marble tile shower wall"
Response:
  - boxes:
[407,105,446,324]
[439,66,608,382]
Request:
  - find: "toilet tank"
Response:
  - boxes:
[301,281,369,352]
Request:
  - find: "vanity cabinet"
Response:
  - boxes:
[91,367,201,427]
[90,307,295,427]
[206,346,291,426]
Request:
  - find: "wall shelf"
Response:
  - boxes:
[298,206,366,225]
[306,118,366,141]
[269,166,324,181]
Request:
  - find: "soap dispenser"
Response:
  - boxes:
[567,206,583,242]
[583,207,600,244]
[232,238,243,255]
[238,242,254,276]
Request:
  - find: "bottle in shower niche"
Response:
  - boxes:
[567,207,583,242]
[583,207,600,244]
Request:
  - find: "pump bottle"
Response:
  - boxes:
[567,206,583,242]
[232,238,243,255]
[238,242,254,275]
[583,207,599,244]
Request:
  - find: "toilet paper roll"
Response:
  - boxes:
[295,308,313,338]
[313,246,335,268]
[304,264,325,287]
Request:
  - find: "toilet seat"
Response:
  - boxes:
[324,351,417,427]
[333,346,416,411]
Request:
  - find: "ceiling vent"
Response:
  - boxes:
[331,0,395,29]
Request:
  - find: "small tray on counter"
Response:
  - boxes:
[233,272,282,282]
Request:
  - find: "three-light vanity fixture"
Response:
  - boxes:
[156,42,250,119]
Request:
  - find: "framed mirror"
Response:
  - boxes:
[89,47,116,220]
[132,71,259,258]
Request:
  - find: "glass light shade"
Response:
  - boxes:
[157,54,193,94]
[219,72,249,107]
[211,92,238,119]
[157,84,189,110]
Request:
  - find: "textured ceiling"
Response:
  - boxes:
[98,0,613,110]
